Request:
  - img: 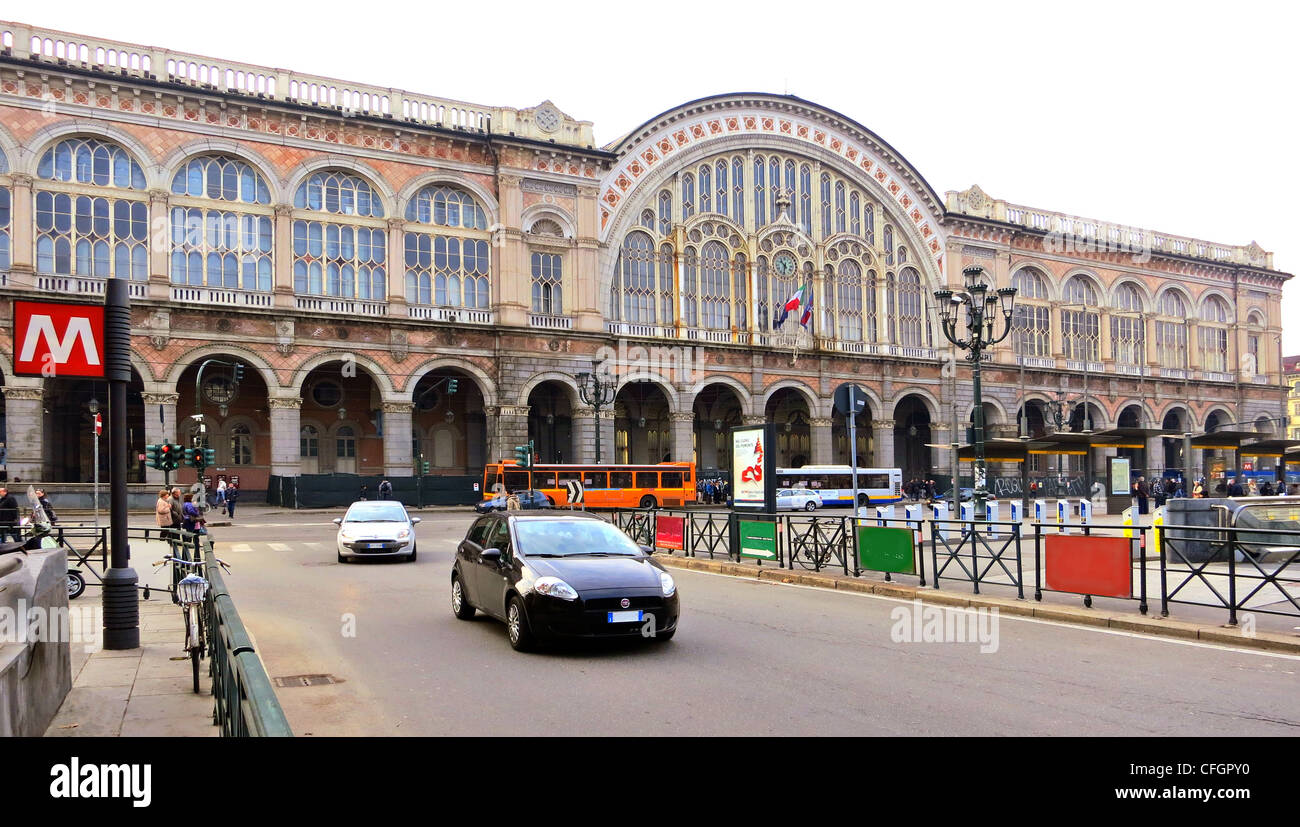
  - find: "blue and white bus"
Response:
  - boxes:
[775,466,903,507]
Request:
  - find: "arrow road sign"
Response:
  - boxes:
[565,479,585,504]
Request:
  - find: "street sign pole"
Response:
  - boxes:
[102,279,139,650]
[849,386,860,519]
[92,414,100,530]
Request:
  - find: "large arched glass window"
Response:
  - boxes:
[1112,282,1145,365]
[1061,275,1100,362]
[1199,295,1231,373]
[0,153,9,272]
[403,185,490,308]
[700,241,733,328]
[293,171,386,300]
[35,137,148,279]
[229,423,253,465]
[897,267,925,347]
[531,252,562,315]
[1156,290,1189,369]
[836,259,863,341]
[612,231,665,325]
[1011,267,1051,359]
[169,156,273,291]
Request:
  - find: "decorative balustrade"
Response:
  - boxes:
[407,305,494,325]
[295,295,386,316]
[529,314,573,331]
[33,274,146,298]
[171,286,273,308]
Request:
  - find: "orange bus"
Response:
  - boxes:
[482,461,697,509]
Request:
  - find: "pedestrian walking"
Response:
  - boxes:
[155,489,173,534]
[1134,476,1149,514]
[225,482,240,521]
[34,487,57,525]
[215,478,228,514]
[359,484,369,501]
[182,494,200,534]
[0,485,19,544]
[170,487,184,535]
[378,478,393,500]
[1260,480,1274,497]
[1192,478,1205,498]
[1228,477,1245,497]
[1151,478,1166,509]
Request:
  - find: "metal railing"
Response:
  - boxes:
[930,519,1024,598]
[203,538,293,737]
[1159,522,1300,625]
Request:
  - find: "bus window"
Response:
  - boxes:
[684,469,692,484]
[557,471,581,487]
[661,471,683,488]
[534,471,558,488]
[504,471,530,491]
[584,471,608,488]
[484,469,498,491]
[862,473,888,489]
[636,472,659,488]
[610,471,633,488]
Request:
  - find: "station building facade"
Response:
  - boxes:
[0,21,1289,494]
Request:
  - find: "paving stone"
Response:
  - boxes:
[44,686,130,737]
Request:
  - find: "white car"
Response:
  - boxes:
[333,500,421,563]
[776,487,823,511]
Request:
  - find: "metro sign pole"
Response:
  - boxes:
[13,288,138,649]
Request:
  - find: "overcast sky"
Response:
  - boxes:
[13,1,1299,348]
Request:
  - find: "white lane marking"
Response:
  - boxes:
[671,568,1300,662]
[304,542,323,548]
[268,542,292,551]
[229,543,253,553]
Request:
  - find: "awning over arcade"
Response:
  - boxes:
[1026,432,1120,456]
[954,439,1031,463]
[1088,427,1182,449]
[1189,430,1273,450]
[1239,438,1300,458]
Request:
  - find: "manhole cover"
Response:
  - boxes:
[274,674,337,688]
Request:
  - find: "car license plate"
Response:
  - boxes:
[367,542,385,549]
[607,610,643,623]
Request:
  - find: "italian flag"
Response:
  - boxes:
[774,283,806,328]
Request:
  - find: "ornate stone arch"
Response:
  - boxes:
[688,375,754,416]
[290,351,396,396]
[1157,402,1194,430]
[891,387,941,421]
[283,156,397,217]
[1009,260,1060,302]
[1114,399,1158,427]
[1060,268,1104,304]
[1108,277,1153,309]
[163,344,281,393]
[1200,404,1236,431]
[404,356,497,405]
[820,381,881,420]
[520,204,575,239]
[158,139,287,204]
[0,120,20,174]
[1195,287,1236,319]
[1154,284,1194,315]
[617,371,681,413]
[965,396,1009,426]
[24,120,163,189]
[760,379,819,416]
[395,170,501,228]
[516,372,581,408]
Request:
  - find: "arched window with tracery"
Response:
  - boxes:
[36,137,148,279]
[1061,275,1100,362]
[1156,290,1189,369]
[836,259,863,341]
[1198,295,1231,373]
[229,423,253,465]
[169,155,273,292]
[1011,267,1051,358]
[897,267,925,347]
[700,241,730,329]
[293,170,386,301]
[753,157,767,227]
[611,231,664,324]
[1111,282,1145,365]
[531,252,562,315]
[404,184,490,309]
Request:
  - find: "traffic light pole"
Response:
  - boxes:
[103,278,139,650]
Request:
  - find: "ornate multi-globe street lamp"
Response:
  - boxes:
[934,266,1017,510]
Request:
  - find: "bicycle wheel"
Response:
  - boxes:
[187,606,202,694]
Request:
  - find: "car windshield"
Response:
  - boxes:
[514,520,642,557]
[345,503,408,522]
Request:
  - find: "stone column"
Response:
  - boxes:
[383,401,414,476]
[495,405,531,460]
[147,188,172,300]
[599,409,616,465]
[140,392,179,487]
[810,417,833,465]
[272,205,295,308]
[268,396,302,477]
[8,174,34,281]
[495,174,528,328]
[574,184,604,333]
[670,411,695,464]
[386,217,408,317]
[931,423,953,484]
[573,406,595,464]
[1,385,47,482]
[872,418,896,467]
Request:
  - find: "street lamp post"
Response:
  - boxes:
[1045,390,1077,496]
[88,397,100,529]
[576,372,615,464]
[934,266,1017,512]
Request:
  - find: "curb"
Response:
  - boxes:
[655,554,1300,656]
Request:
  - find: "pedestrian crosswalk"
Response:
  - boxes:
[223,541,325,553]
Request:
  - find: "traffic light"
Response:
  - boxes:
[421,461,430,475]
[146,444,161,469]
[182,447,195,468]
[447,377,459,394]
[233,363,244,384]
[513,443,532,468]
[158,443,179,472]
[202,447,215,468]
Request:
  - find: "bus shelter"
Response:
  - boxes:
[1024,432,1119,504]
[1189,430,1284,490]
[1238,438,1300,490]
[1089,426,1181,512]
[954,438,1031,504]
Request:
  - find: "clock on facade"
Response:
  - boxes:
[774,252,797,277]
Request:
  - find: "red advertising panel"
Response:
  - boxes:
[655,516,685,551]
[1044,535,1132,598]
[13,300,106,377]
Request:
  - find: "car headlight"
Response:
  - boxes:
[534,576,578,601]
[397,529,410,540]
[339,530,354,541]
[660,572,676,597]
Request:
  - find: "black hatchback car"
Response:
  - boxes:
[452,512,679,651]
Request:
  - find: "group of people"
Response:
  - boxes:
[360,479,395,500]
[154,482,240,537]
[1130,475,1293,513]
[697,478,730,504]
[0,485,57,545]
[904,479,939,502]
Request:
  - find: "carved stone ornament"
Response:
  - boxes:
[1246,241,1265,264]
[669,411,696,423]
[275,317,295,356]
[0,386,46,401]
[382,402,415,415]
[391,329,409,362]
[963,184,989,213]
[146,308,171,351]
[498,405,531,417]
[141,392,180,406]
[268,397,303,410]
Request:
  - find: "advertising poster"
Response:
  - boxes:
[731,426,770,509]
[1110,458,1130,495]
[655,516,685,551]
[738,520,777,560]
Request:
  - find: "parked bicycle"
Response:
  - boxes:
[152,554,231,693]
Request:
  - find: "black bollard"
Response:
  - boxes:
[102,278,139,650]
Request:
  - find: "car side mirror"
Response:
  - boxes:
[639,545,654,556]
[481,548,502,563]
[333,518,343,525]
[411,517,421,524]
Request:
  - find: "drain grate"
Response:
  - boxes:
[274,674,337,688]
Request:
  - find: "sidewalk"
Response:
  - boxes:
[44,591,218,737]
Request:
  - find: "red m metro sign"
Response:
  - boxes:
[13,300,106,378]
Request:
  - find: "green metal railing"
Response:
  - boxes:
[202,537,293,737]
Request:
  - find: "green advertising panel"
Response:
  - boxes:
[738,520,777,560]
[856,525,915,574]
